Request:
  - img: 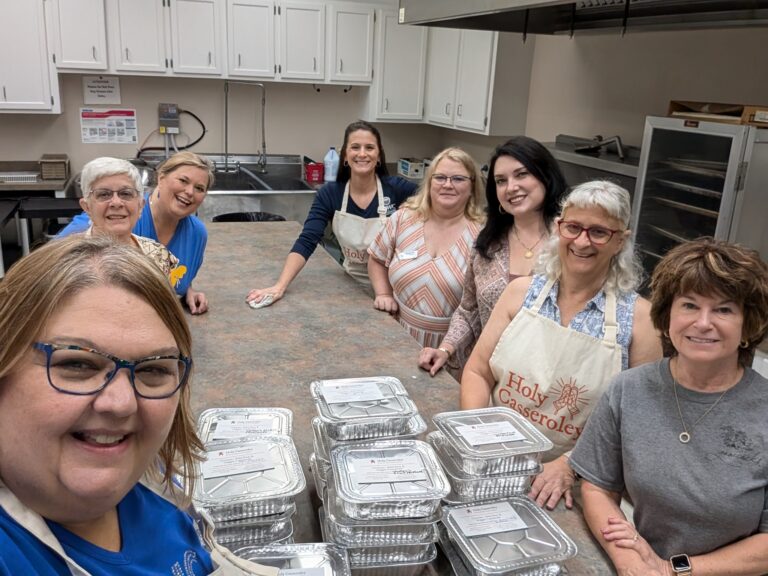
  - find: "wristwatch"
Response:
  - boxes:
[669,554,692,575]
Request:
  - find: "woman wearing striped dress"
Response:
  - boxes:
[368,147,486,349]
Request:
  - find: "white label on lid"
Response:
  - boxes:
[320,381,385,404]
[451,501,528,537]
[455,421,525,445]
[202,444,274,479]
[352,453,427,483]
[280,569,325,576]
[211,417,279,439]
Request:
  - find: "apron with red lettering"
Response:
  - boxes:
[490,277,623,459]
[332,177,387,285]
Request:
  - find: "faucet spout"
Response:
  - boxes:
[223,80,268,174]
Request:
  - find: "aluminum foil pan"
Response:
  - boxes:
[331,440,449,519]
[442,497,577,575]
[312,414,427,461]
[428,432,540,503]
[214,517,294,546]
[232,543,352,576]
[311,377,417,440]
[198,407,293,443]
[319,507,437,568]
[310,451,331,501]
[193,437,306,521]
[432,408,552,475]
[325,485,440,546]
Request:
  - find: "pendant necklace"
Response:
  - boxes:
[671,371,729,444]
[512,227,545,259]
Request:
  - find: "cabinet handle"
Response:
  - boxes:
[444,103,449,115]
[339,58,343,73]
[2,86,6,101]
[92,46,97,60]
[238,53,241,67]
[279,64,282,73]
[313,56,316,71]
[384,98,389,111]
[125,47,130,62]
[208,51,212,66]
[457,104,463,117]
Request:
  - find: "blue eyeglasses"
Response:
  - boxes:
[33,342,191,399]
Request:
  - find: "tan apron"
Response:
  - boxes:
[331,177,387,285]
[0,479,278,576]
[490,278,623,459]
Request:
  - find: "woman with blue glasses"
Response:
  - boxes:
[0,236,274,575]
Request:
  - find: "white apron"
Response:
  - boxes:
[331,177,387,285]
[490,278,623,459]
[0,478,278,576]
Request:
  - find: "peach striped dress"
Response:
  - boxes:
[369,208,480,348]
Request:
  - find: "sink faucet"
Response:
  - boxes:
[223,80,268,174]
[574,135,625,160]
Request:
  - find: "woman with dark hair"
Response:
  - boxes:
[247,120,417,306]
[419,136,567,376]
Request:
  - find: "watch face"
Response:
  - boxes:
[671,555,692,570]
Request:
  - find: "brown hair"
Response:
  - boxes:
[0,235,204,500]
[156,151,215,191]
[649,237,768,367]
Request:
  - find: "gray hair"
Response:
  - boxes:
[537,180,643,293]
[80,157,143,199]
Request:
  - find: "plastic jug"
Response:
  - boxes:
[323,147,340,182]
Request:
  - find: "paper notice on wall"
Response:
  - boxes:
[83,76,121,105]
[80,108,138,144]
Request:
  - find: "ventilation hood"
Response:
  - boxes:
[398,0,768,35]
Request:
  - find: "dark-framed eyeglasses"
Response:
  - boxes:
[558,220,622,245]
[33,342,191,399]
[432,174,473,186]
[91,188,140,203]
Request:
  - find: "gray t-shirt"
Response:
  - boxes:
[570,359,768,558]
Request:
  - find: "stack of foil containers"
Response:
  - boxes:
[309,376,448,571]
[193,407,306,550]
[428,407,551,504]
[233,543,352,575]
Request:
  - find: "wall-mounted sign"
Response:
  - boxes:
[80,108,138,144]
[83,76,121,105]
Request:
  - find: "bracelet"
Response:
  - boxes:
[438,347,451,357]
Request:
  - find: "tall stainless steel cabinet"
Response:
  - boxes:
[631,115,768,285]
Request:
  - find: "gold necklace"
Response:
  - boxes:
[512,227,545,259]
[671,373,729,444]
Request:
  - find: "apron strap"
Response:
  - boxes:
[340,177,387,223]
[530,277,556,313]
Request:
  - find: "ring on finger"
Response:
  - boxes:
[632,532,639,542]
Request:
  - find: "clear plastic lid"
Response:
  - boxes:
[442,497,577,574]
[310,377,416,426]
[432,408,552,460]
[193,437,306,508]
[198,407,293,443]
[232,543,352,576]
[331,439,449,506]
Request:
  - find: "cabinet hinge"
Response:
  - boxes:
[484,116,488,127]
[735,161,748,191]
[52,53,56,64]
[51,96,54,105]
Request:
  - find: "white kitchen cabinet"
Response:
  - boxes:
[107,0,225,76]
[327,2,373,83]
[278,1,324,80]
[227,0,275,78]
[424,30,534,136]
[48,0,108,70]
[365,9,426,121]
[0,0,60,113]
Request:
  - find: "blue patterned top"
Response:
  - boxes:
[522,274,638,370]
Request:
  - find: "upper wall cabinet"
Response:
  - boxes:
[228,0,275,78]
[0,0,60,113]
[107,0,225,76]
[48,0,108,70]
[278,1,325,80]
[327,3,373,84]
[424,27,460,127]
[364,9,426,122]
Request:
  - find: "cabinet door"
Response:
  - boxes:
[170,0,225,75]
[376,11,426,120]
[327,3,373,83]
[424,27,459,126]
[278,1,324,80]
[109,0,168,73]
[50,0,108,70]
[228,0,275,77]
[0,0,58,111]
[454,30,495,132]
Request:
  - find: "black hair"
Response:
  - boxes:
[335,120,390,183]
[475,136,568,260]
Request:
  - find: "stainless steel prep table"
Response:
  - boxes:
[188,222,614,574]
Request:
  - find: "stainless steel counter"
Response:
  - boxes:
[545,139,640,179]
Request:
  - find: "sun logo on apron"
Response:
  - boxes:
[552,377,590,418]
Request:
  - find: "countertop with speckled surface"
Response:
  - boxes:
[188,222,613,575]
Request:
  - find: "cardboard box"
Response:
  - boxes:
[668,100,768,127]
[398,158,424,179]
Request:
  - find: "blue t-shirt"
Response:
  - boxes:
[291,175,417,260]
[0,484,214,575]
[58,198,207,298]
